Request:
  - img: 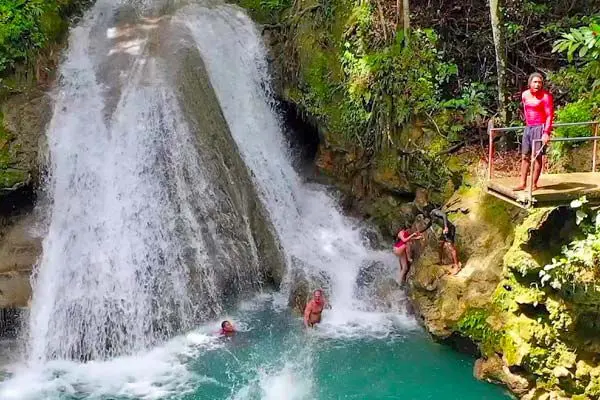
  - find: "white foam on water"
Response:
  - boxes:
[230,361,313,400]
[237,293,274,313]
[309,310,419,340]
[0,330,223,400]
[27,0,278,366]
[259,363,313,400]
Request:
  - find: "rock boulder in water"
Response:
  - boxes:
[287,257,331,314]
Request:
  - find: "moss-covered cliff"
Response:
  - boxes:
[242,0,598,238]
[244,0,476,237]
[0,0,93,309]
[0,0,91,195]
[409,192,600,399]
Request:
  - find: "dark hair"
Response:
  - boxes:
[221,320,229,329]
[397,225,410,235]
[314,289,323,295]
[528,72,544,86]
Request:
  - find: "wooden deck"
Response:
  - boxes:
[486,172,600,207]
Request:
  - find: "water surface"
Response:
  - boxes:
[1,296,509,400]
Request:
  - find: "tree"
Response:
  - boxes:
[552,22,600,62]
[403,0,410,45]
[489,0,507,124]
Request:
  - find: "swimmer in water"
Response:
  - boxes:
[304,289,328,328]
[220,320,236,337]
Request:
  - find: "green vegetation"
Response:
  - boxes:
[0,111,27,189]
[457,205,600,397]
[238,0,290,23]
[553,20,600,62]
[0,0,88,78]
[455,309,501,357]
[537,199,600,295]
[0,1,90,191]
[286,2,484,154]
[550,18,600,160]
[240,0,599,219]
[239,0,600,396]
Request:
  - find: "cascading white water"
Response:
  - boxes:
[27,0,282,363]
[178,5,397,317]
[0,2,420,399]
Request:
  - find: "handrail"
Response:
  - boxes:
[487,120,600,207]
[490,121,599,133]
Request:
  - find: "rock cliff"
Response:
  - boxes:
[409,186,600,399]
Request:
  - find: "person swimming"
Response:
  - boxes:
[220,320,236,337]
[303,289,328,328]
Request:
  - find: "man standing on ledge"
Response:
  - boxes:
[513,72,554,192]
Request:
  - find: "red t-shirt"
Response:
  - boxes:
[522,89,554,134]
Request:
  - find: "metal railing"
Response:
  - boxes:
[487,120,600,206]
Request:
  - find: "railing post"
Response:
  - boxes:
[487,120,494,180]
[593,122,598,172]
[529,139,537,207]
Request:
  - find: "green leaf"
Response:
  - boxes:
[576,210,588,225]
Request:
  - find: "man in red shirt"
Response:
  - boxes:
[513,72,554,191]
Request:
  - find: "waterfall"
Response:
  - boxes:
[178,4,396,318]
[23,0,404,366]
[27,0,283,363]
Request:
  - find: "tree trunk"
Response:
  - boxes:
[489,0,507,124]
[402,0,410,45]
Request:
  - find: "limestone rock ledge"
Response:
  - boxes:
[408,186,520,338]
[408,186,600,399]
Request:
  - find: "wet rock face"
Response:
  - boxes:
[0,90,52,195]
[355,261,409,311]
[164,24,286,307]
[409,189,600,399]
[0,213,42,309]
[288,259,412,316]
[474,355,531,395]
[408,188,519,337]
[287,257,332,314]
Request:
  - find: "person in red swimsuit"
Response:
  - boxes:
[513,72,554,191]
[393,226,422,285]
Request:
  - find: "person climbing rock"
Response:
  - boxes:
[414,190,462,276]
[513,72,554,192]
[304,289,328,328]
[426,208,461,275]
[393,226,422,285]
[220,320,236,337]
